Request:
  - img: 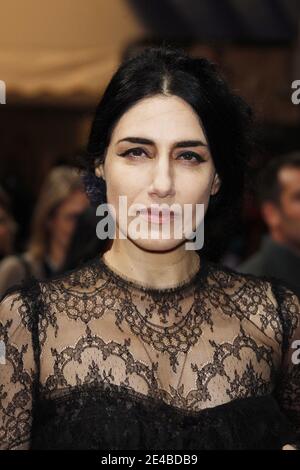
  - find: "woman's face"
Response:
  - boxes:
[96,94,220,252]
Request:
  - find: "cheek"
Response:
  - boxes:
[106,167,142,208]
[178,176,213,229]
[188,186,211,204]
[179,171,213,205]
[55,220,66,236]
[52,217,71,238]
[290,201,300,218]
[281,197,300,219]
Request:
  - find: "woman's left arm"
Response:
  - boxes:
[272,283,300,450]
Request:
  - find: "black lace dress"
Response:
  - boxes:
[0,254,299,450]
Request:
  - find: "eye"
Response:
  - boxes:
[118,147,148,159]
[176,152,205,163]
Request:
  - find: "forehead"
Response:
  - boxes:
[110,95,206,142]
[278,166,300,192]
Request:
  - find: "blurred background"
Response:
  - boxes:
[0,0,299,296]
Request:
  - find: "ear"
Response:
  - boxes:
[211,172,221,196]
[261,201,281,228]
[95,163,105,180]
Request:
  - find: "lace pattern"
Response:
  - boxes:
[0,254,299,449]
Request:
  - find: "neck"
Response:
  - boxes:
[48,240,66,270]
[270,233,300,257]
[102,238,201,289]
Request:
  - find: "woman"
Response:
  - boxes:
[0,166,89,298]
[0,46,299,450]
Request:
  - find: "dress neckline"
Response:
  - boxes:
[97,253,209,294]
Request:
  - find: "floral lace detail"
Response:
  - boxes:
[0,254,299,449]
[30,382,296,450]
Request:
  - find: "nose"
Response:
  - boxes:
[148,157,176,199]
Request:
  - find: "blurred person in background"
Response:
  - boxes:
[0,166,89,298]
[62,205,105,272]
[0,185,17,261]
[238,152,300,297]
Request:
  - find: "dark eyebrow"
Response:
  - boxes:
[116,137,208,148]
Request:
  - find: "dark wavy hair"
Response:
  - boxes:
[81,45,255,261]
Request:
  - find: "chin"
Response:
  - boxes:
[128,236,185,253]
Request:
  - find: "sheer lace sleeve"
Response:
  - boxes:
[0,287,37,449]
[272,282,300,448]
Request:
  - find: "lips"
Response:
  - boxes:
[138,206,178,224]
[140,207,175,217]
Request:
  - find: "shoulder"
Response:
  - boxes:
[237,253,265,275]
[206,261,277,311]
[208,260,299,307]
[38,255,104,293]
[207,261,300,343]
[207,259,274,292]
[0,254,26,278]
[0,259,101,348]
[0,254,22,269]
[0,281,42,359]
[25,256,105,321]
[209,262,297,297]
[0,254,36,298]
[0,274,43,335]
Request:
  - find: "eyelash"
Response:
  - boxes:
[118,147,205,163]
